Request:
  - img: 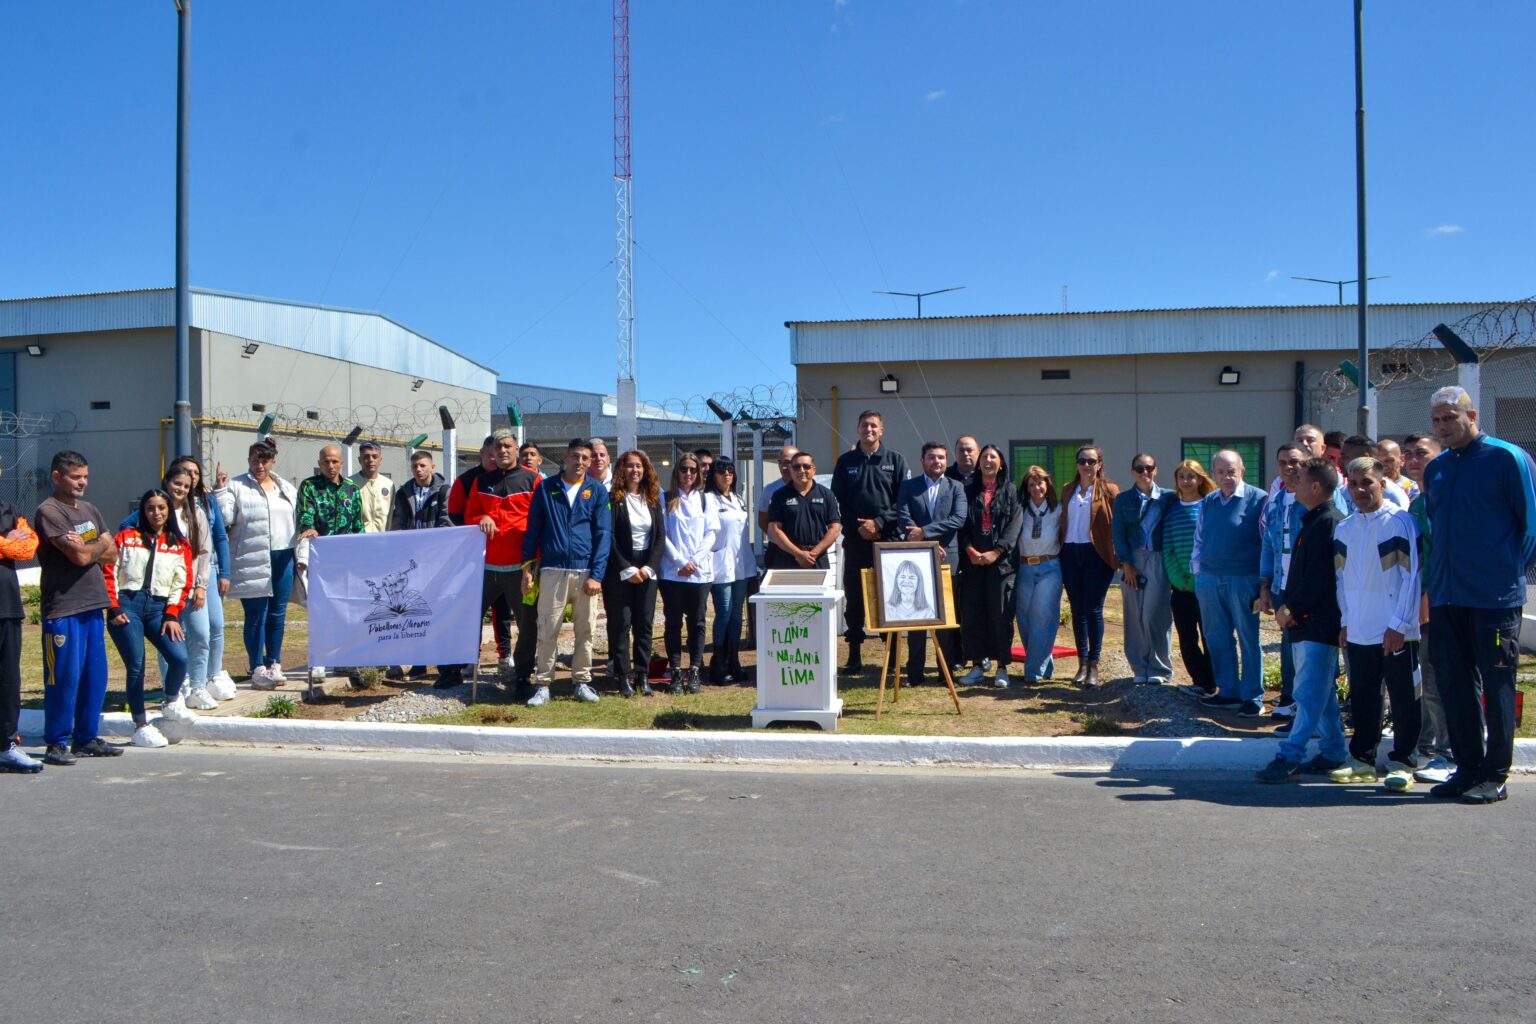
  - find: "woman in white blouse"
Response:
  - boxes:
[603,450,664,696]
[659,454,719,694]
[1056,445,1119,687]
[705,459,756,683]
[1013,465,1065,685]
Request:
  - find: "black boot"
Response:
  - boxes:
[844,644,863,673]
[636,670,653,697]
[686,665,702,695]
[616,670,635,698]
[668,668,685,695]
[1072,659,1089,685]
[1084,660,1101,688]
[708,653,726,685]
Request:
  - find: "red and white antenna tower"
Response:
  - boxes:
[613,0,637,451]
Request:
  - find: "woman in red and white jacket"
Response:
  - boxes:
[103,488,197,748]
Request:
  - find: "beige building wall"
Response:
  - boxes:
[796,350,1359,486]
[9,326,490,520]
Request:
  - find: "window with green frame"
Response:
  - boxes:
[1180,438,1265,483]
[1010,440,1093,492]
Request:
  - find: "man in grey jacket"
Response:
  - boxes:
[895,441,967,685]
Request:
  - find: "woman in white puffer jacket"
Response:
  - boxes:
[215,439,299,688]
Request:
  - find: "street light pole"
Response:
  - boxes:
[172,0,193,458]
[1353,0,1372,436]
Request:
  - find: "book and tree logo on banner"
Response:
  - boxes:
[307,528,485,668]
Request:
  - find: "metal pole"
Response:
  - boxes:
[173,0,193,457]
[1353,0,1372,437]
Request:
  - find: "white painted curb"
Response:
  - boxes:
[16,708,1536,772]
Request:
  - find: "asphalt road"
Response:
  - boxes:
[3,747,1531,1024]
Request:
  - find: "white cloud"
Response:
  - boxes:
[925,89,947,102]
[1264,269,1279,283]
[1426,224,1464,237]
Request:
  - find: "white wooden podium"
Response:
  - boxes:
[749,567,844,730]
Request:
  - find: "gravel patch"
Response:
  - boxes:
[1116,682,1233,737]
[351,684,483,724]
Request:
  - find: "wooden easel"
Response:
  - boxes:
[860,564,962,717]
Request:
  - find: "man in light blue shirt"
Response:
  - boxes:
[1192,449,1268,716]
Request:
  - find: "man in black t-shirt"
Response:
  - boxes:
[830,411,907,669]
[765,452,841,570]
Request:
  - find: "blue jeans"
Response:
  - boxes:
[1278,640,1348,765]
[1272,588,1294,706]
[108,589,189,722]
[1013,558,1063,679]
[710,579,749,665]
[1194,573,1261,701]
[241,548,295,669]
[159,598,208,688]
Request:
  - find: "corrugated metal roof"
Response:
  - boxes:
[789,302,1507,365]
[0,287,497,393]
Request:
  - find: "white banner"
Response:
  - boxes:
[306,527,486,667]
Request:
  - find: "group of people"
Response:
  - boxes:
[2,388,1530,805]
[757,399,1532,805]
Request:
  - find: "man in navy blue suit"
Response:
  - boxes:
[895,441,968,685]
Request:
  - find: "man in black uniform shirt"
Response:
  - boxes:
[765,453,841,570]
[830,410,908,671]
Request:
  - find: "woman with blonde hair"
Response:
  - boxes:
[659,454,719,694]
[1162,459,1217,696]
[1058,445,1119,687]
[604,450,664,696]
[1013,464,1064,684]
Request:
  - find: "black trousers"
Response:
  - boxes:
[1060,543,1114,661]
[1344,641,1421,764]
[959,564,1015,667]
[1169,588,1215,692]
[603,575,658,679]
[660,579,709,668]
[480,569,536,677]
[841,535,875,646]
[0,618,20,747]
[1430,605,1522,785]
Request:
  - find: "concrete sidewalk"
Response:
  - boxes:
[16,707,1536,773]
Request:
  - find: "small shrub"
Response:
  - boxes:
[653,710,703,731]
[562,602,575,624]
[1079,714,1126,736]
[27,609,41,625]
[1262,657,1283,692]
[351,667,382,690]
[1059,606,1071,626]
[20,584,41,607]
[252,694,298,719]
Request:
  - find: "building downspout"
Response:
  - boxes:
[1293,360,1306,429]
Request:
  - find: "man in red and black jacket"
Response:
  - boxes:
[444,435,514,664]
[464,430,541,698]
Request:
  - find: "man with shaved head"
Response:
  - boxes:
[1191,448,1268,717]
[296,444,365,557]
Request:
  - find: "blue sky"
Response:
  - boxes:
[3,1,1532,403]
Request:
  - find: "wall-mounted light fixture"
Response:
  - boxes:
[1218,366,1241,386]
[879,373,900,394]
[241,342,260,358]
[25,343,44,357]
[410,378,424,391]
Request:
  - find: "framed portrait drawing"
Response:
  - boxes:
[871,541,945,629]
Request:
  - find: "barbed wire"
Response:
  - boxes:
[1311,296,1536,407]
[202,397,490,439]
[499,381,799,430]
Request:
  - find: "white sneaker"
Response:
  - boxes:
[132,723,169,748]
[1270,702,1298,719]
[1413,756,1454,784]
[958,666,985,685]
[526,685,551,707]
[267,663,287,683]
[184,686,219,710]
[574,683,600,703]
[161,694,198,723]
[993,671,1010,690]
[208,672,237,700]
[249,666,278,690]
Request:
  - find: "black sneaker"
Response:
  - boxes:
[43,743,76,766]
[1430,771,1481,799]
[1199,694,1243,708]
[1459,780,1508,805]
[70,737,123,758]
[1254,755,1301,784]
[1237,700,1266,718]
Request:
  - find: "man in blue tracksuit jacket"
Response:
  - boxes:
[520,439,612,708]
[1422,386,1536,804]
[1257,443,1307,717]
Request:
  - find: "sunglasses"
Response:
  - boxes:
[1133,464,1155,473]
[1077,457,1099,466]
[677,466,698,474]
[792,464,815,472]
